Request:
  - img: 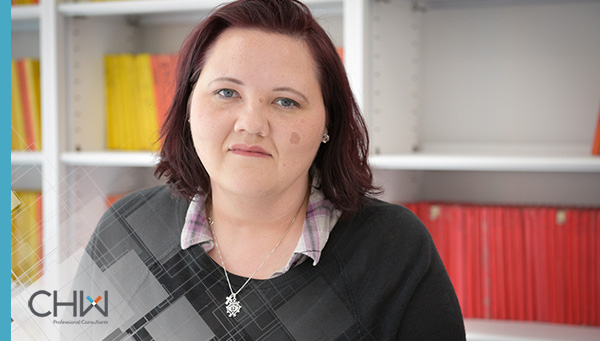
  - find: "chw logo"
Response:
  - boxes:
[28,290,109,317]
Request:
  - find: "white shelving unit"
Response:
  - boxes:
[10,0,600,339]
[366,0,600,206]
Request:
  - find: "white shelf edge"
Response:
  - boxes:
[423,0,591,10]
[11,5,40,21]
[59,0,222,16]
[61,151,159,167]
[370,154,600,173]
[11,151,43,166]
[60,152,600,171]
[464,318,600,341]
[59,0,342,17]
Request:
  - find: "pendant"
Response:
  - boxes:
[225,293,242,317]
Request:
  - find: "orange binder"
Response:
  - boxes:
[150,54,178,133]
[16,59,41,151]
[105,193,125,208]
[11,60,27,151]
[336,46,344,63]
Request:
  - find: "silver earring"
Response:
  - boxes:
[322,134,330,144]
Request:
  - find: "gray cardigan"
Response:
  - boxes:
[70,185,465,340]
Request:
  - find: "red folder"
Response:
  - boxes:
[464,204,482,319]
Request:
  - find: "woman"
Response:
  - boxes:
[80,0,465,339]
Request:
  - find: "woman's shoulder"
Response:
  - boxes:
[360,197,417,217]
[357,197,429,237]
[330,197,434,257]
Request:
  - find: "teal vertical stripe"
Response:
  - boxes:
[4,2,12,338]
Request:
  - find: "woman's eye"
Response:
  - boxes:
[216,89,237,98]
[275,97,299,108]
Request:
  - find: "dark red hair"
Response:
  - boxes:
[155,0,379,217]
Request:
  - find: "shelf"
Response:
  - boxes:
[11,5,40,21]
[11,153,43,190]
[11,4,40,31]
[59,152,600,172]
[370,154,600,173]
[464,318,600,341]
[423,0,580,10]
[59,0,221,16]
[61,151,159,167]
[59,0,342,17]
[11,152,43,166]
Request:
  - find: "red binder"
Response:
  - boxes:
[565,209,579,325]
[505,207,526,321]
[524,207,548,322]
[464,204,482,319]
[445,204,467,317]
[404,201,599,326]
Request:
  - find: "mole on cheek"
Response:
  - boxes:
[259,98,264,103]
[290,132,301,145]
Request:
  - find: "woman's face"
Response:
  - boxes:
[189,28,327,199]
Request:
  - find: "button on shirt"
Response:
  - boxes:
[180,185,341,278]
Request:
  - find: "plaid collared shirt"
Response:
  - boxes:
[180,184,341,278]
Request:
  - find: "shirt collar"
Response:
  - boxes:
[180,181,341,268]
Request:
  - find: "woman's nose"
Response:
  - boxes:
[233,100,270,137]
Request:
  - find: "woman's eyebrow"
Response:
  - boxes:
[208,77,245,86]
[272,87,309,103]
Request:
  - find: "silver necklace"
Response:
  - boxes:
[208,200,304,318]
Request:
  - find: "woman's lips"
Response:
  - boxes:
[229,144,272,158]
